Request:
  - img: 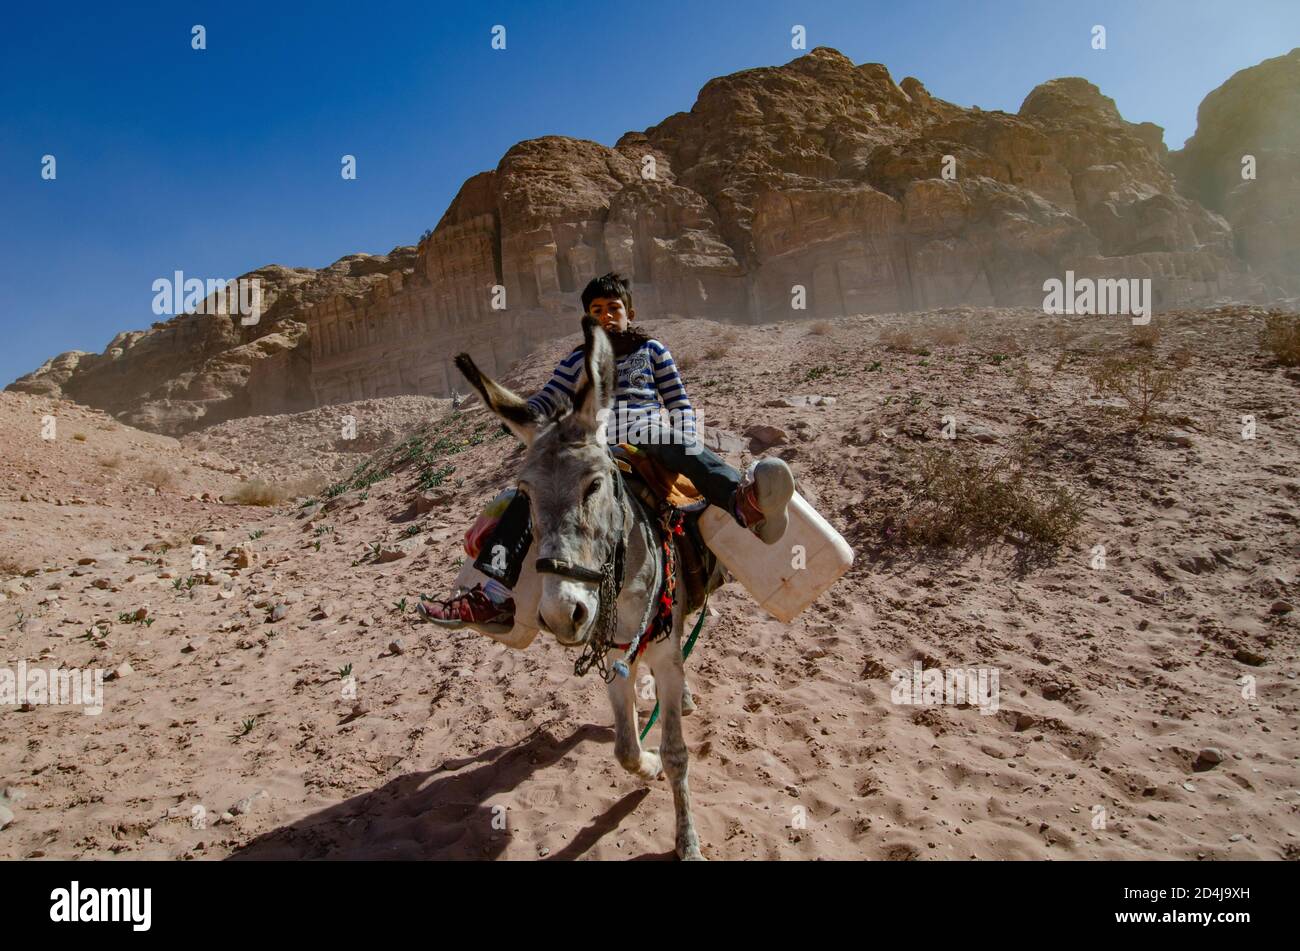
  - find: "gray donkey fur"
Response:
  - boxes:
[453,316,704,860]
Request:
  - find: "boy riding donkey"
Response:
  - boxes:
[419,272,795,634]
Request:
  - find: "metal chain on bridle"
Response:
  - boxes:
[534,461,663,683]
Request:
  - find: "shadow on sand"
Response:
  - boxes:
[226,723,673,861]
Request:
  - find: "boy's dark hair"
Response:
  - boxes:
[581,272,632,314]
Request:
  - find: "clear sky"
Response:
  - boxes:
[2,0,1296,387]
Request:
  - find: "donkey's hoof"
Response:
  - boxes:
[637,749,663,783]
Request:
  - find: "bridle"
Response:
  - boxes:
[532,459,659,681]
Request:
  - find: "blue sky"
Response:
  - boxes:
[1,0,1296,386]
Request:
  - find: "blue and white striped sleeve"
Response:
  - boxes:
[526,348,585,418]
[648,340,697,437]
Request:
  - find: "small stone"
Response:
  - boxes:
[389,639,405,655]
[0,804,13,830]
[107,662,134,680]
[1269,600,1293,615]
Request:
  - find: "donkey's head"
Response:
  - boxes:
[454,316,622,646]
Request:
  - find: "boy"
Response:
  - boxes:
[419,272,794,632]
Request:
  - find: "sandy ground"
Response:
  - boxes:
[1,305,1297,860]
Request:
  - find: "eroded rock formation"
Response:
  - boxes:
[11,46,1290,433]
[1170,47,1300,294]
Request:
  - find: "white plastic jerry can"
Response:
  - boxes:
[697,490,854,623]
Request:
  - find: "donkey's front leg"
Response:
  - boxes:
[607,657,662,783]
[647,638,704,861]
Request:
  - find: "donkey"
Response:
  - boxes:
[453,316,705,861]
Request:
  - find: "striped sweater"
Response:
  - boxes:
[526,338,697,445]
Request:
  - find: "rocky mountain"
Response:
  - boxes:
[1170,47,1300,293]
[9,46,1294,434]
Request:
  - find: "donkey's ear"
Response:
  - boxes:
[453,352,538,446]
[572,316,615,435]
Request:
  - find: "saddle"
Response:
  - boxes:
[611,444,724,617]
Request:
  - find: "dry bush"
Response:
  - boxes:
[879,327,922,353]
[226,479,286,506]
[1169,346,1194,370]
[1260,312,1300,366]
[927,325,966,347]
[0,554,29,577]
[808,320,833,336]
[987,331,1024,355]
[1012,360,1038,393]
[72,432,87,442]
[703,343,731,360]
[1128,320,1162,350]
[98,452,123,469]
[1086,353,1183,427]
[904,445,1084,554]
[139,463,178,491]
[227,476,326,507]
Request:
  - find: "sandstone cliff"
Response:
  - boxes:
[1170,47,1300,294]
[10,46,1289,433]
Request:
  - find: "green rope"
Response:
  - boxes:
[639,593,709,742]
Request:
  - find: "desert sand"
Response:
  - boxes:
[1,305,1296,860]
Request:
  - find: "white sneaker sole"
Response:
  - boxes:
[752,458,795,544]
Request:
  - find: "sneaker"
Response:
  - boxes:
[417,584,515,634]
[732,458,795,544]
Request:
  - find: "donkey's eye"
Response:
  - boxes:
[583,478,602,501]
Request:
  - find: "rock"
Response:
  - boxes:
[374,546,408,564]
[1165,430,1195,449]
[226,546,256,569]
[0,804,13,831]
[689,427,742,457]
[10,47,1273,432]
[764,395,837,409]
[142,541,169,553]
[413,491,450,513]
[1269,600,1294,615]
[389,639,405,655]
[181,637,208,653]
[309,602,336,621]
[1170,48,1300,294]
[743,425,788,452]
[1194,748,1223,771]
[107,662,134,680]
[962,423,997,444]
[76,557,96,566]
[268,603,289,622]
[1234,648,1267,666]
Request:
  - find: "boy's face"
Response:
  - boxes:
[587,296,631,333]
